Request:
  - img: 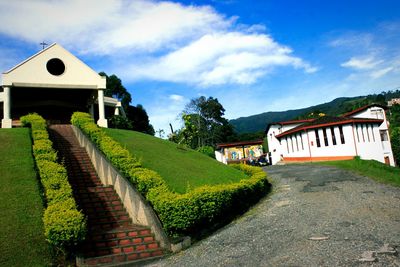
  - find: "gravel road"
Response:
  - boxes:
[145,164,400,267]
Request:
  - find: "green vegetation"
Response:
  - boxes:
[317,158,400,187]
[21,114,86,249]
[72,112,270,237]
[0,128,53,266]
[231,89,400,133]
[105,128,248,193]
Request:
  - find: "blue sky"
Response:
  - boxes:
[1,0,400,134]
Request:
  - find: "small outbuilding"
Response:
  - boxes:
[215,140,264,164]
[1,43,123,128]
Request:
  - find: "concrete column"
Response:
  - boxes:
[97,89,108,128]
[114,107,120,115]
[2,86,12,128]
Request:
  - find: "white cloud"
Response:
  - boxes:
[169,94,185,102]
[370,67,394,79]
[341,56,382,70]
[0,0,315,86]
[0,0,228,54]
[127,32,316,86]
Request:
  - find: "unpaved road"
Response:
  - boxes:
[146,164,400,267]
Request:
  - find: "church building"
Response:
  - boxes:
[1,43,123,128]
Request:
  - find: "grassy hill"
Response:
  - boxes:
[230,90,400,133]
[104,128,248,194]
[0,128,53,266]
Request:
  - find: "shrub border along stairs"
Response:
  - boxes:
[71,112,271,239]
[20,114,86,250]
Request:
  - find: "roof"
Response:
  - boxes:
[275,116,383,138]
[216,140,264,149]
[265,118,315,133]
[341,104,387,117]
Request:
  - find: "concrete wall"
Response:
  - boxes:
[72,126,191,252]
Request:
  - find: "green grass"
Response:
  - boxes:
[0,128,53,266]
[104,128,248,193]
[316,158,400,187]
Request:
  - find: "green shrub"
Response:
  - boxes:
[44,199,87,247]
[71,112,270,237]
[109,115,133,129]
[21,113,86,249]
[196,146,215,158]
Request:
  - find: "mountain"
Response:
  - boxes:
[230,90,400,134]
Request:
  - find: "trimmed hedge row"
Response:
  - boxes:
[71,112,270,237]
[21,113,86,248]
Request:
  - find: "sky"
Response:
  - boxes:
[1,0,400,135]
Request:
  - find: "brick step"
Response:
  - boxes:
[89,221,132,231]
[91,227,151,241]
[87,216,131,226]
[82,249,164,266]
[82,239,160,257]
[79,201,124,210]
[83,209,127,219]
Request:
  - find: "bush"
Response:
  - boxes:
[21,113,86,248]
[44,199,87,247]
[109,115,133,130]
[71,112,270,237]
[196,146,215,158]
[390,127,400,166]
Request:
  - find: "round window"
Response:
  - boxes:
[46,58,65,76]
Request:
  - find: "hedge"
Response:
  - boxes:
[21,113,86,248]
[71,112,270,237]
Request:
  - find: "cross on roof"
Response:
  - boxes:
[40,41,48,50]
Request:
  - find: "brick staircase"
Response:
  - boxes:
[49,124,164,266]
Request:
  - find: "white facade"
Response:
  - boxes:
[267,105,395,166]
[1,43,109,128]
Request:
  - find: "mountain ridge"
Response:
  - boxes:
[230,90,400,134]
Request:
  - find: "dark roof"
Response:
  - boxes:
[216,140,263,149]
[275,116,383,138]
[265,119,315,133]
[341,104,387,117]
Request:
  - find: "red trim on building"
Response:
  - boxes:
[283,156,354,162]
[341,104,387,117]
[275,118,383,139]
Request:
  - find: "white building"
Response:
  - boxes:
[266,104,395,166]
[1,43,124,128]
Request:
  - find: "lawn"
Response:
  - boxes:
[316,158,400,187]
[104,128,249,193]
[0,128,53,266]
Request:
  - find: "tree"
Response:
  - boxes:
[175,96,236,149]
[126,105,155,135]
[99,72,131,109]
[99,72,154,135]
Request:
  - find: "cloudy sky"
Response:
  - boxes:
[1,0,400,134]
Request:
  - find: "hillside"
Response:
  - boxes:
[230,90,400,133]
[104,128,248,193]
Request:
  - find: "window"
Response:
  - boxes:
[361,124,365,142]
[366,124,370,142]
[371,125,375,142]
[300,133,304,150]
[330,127,337,145]
[380,130,388,141]
[286,137,290,153]
[315,129,321,147]
[291,136,294,152]
[339,126,345,144]
[356,125,360,142]
[322,128,328,146]
[46,58,65,76]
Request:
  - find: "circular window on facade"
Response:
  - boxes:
[46,58,65,76]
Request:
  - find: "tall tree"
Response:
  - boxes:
[99,72,154,135]
[99,72,132,109]
[177,96,236,148]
